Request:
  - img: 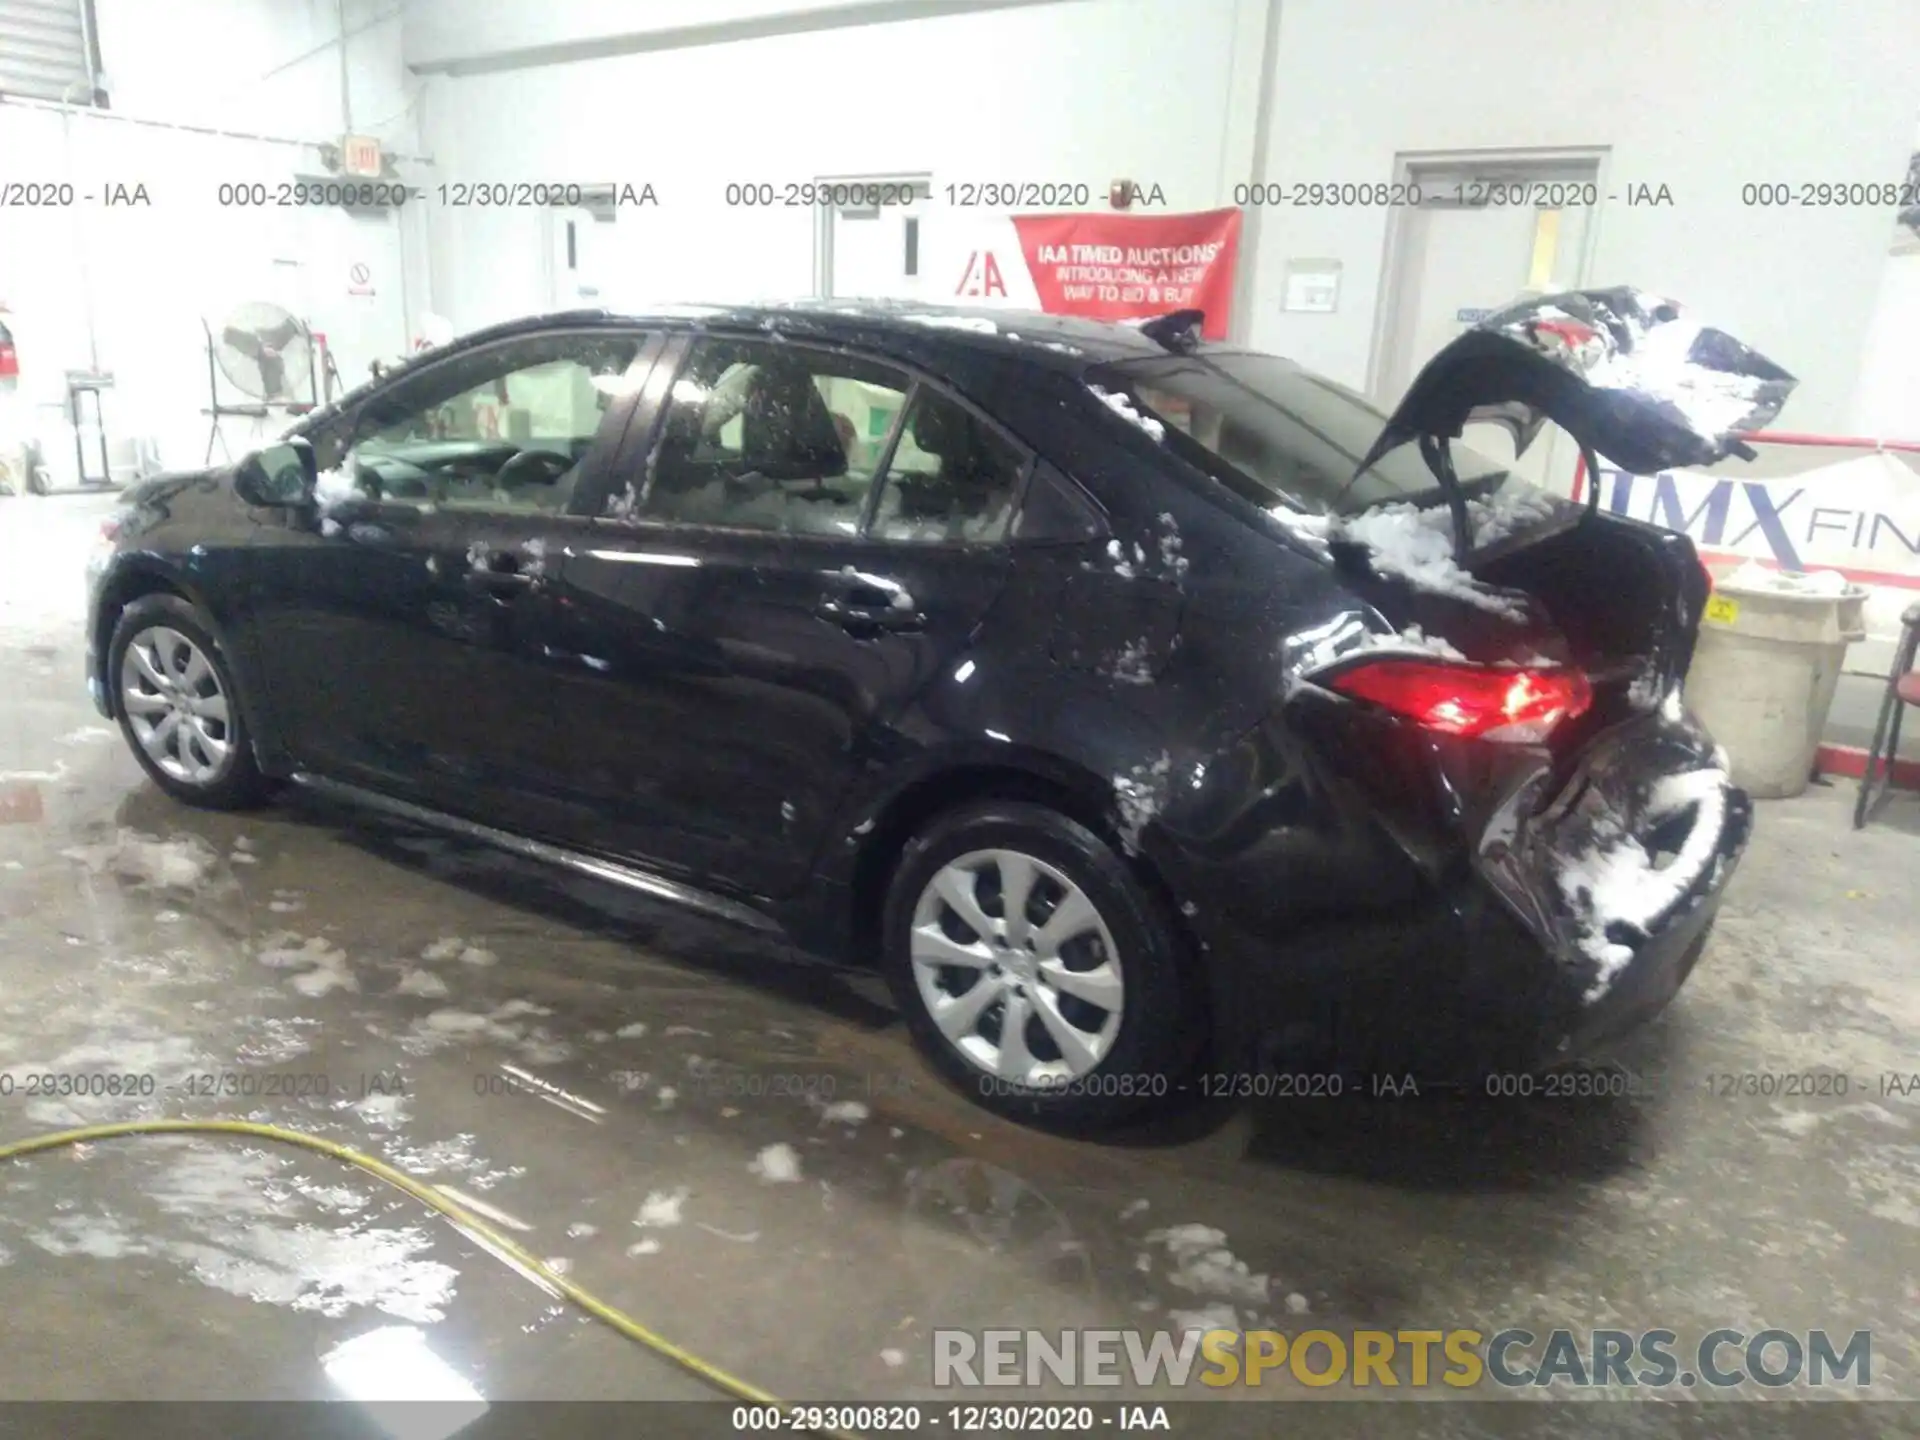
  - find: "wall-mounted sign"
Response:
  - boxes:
[1579,442,1920,676]
[341,135,384,179]
[931,210,1242,336]
[1282,259,1341,313]
[1005,208,1243,338]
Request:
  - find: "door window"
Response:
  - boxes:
[321,332,652,516]
[624,338,910,537]
[869,388,1027,544]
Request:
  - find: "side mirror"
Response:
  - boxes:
[234,438,317,507]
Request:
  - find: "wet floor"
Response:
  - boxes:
[1,494,1916,1436]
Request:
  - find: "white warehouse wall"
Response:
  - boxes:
[0,0,422,478]
[1849,119,1920,441]
[408,0,1918,441]
[1851,246,1920,440]
[407,0,1262,331]
[1247,0,1920,434]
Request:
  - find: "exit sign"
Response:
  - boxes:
[341,134,383,178]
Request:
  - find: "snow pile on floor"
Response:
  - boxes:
[1718,562,1854,596]
[817,1100,869,1127]
[1088,385,1166,442]
[1144,1223,1271,1305]
[1167,1300,1243,1336]
[420,936,496,967]
[27,1205,460,1324]
[62,829,223,890]
[289,950,357,997]
[167,1220,457,1323]
[1556,767,1730,1001]
[633,1187,689,1228]
[393,968,450,999]
[749,1143,804,1183]
[148,1146,289,1220]
[490,1000,550,1021]
[400,1002,570,1064]
[253,932,358,996]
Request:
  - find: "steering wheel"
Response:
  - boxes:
[492,448,576,492]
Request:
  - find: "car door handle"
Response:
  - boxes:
[816,594,926,634]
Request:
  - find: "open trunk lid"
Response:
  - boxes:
[1304,287,1797,716]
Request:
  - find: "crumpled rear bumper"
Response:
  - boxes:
[1476,712,1752,1062]
[1191,709,1751,1085]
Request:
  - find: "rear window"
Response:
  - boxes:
[1095,352,1510,515]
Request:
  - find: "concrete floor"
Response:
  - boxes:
[1,493,1917,1437]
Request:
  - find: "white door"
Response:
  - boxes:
[823,178,932,301]
[304,208,408,393]
[1376,161,1599,492]
[548,206,615,310]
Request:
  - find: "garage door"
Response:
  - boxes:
[0,0,95,103]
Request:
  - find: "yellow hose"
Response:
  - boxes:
[0,1119,863,1440]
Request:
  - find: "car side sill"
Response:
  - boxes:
[287,771,786,936]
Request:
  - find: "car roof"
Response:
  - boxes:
[311,301,1203,425]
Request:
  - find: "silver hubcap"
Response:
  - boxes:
[909,848,1124,1087]
[120,626,234,786]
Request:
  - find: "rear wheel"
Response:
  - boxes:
[881,801,1203,1130]
[108,594,268,810]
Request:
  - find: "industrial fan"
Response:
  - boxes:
[202,301,319,463]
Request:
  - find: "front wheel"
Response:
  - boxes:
[108,594,268,810]
[881,801,1204,1130]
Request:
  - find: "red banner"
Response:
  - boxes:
[1008,208,1242,339]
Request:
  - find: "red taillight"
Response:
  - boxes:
[1328,659,1592,742]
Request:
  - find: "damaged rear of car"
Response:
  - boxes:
[1096,289,1792,1083]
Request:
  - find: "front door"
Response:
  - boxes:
[248,327,660,829]
[549,333,1027,898]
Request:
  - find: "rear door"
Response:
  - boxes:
[248,327,662,828]
[549,333,1028,897]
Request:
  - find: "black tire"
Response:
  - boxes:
[107,594,269,810]
[881,800,1204,1131]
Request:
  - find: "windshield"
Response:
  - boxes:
[1096,351,1515,516]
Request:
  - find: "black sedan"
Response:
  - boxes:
[85,291,1790,1127]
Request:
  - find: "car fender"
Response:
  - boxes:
[93,549,291,775]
